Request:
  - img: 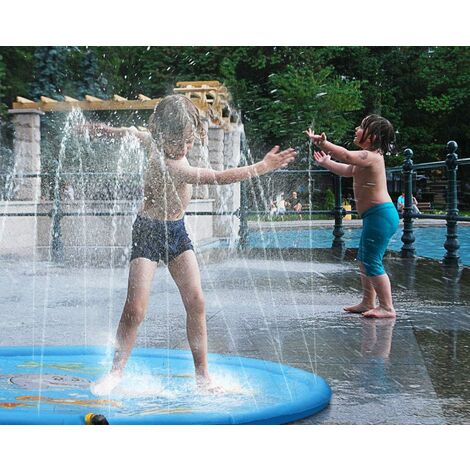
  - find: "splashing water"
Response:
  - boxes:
[0,103,330,423]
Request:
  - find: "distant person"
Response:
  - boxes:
[396,192,405,212]
[345,192,355,210]
[276,194,286,217]
[411,195,421,215]
[287,191,302,212]
[269,199,277,217]
[286,191,303,219]
[79,94,296,396]
[62,181,75,201]
[307,114,399,319]
[397,192,420,214]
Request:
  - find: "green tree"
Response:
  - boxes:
[252,65,362,148]
[1,46,468,165]
[75,47,109,99]
[31,47,69,100]
[415,47,470,158]
[0,52,6,114]
[0,47,35,115]
[212,47,364,160]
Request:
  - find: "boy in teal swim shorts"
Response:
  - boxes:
[306,115,399,319]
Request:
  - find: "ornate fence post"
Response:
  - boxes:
[443,141,460,266]
[401,148,416,258]
[332,174,345,253]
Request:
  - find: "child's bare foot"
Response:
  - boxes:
[344,303,375,314]
[362,306,396,319]
[196,373,225,394]
[90,371,122,396]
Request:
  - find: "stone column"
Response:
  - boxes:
[187,118,209,199]
[208,124,225,172]
[187,118,244,243]
[212,123,243,240]
[8,109,44,202]
[207,124,225,237]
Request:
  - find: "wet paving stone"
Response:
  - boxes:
[1,252,469,424]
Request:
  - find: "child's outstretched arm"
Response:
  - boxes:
[313,150,353,177]
[305,128,377,167]
[168,146,296,185]
[79,122,152,145]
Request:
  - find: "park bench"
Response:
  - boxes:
[417,202,433,212]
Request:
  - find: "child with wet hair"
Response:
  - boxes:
[306,114,399,319]
[87,94,296,395]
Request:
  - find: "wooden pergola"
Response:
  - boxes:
[12,80,234,126]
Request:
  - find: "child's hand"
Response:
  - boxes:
[313,150,331,167]
[72,122,106,137]
[305,128,327,145]
[87,122,111,136]
[262,146,297,171]
[71,122,89,136]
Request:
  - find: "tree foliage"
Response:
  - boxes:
[31,47,69,100]
[0,46,468,165]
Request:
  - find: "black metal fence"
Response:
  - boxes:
[239,141,470,266]
[1,141,469,266]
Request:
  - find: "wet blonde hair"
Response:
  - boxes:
[148,94,206,158]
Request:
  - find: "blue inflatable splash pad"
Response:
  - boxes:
[0,346,331,424]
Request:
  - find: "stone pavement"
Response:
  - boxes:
[1,249,469,424]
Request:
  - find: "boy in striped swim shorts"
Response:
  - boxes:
[306,115,399,319]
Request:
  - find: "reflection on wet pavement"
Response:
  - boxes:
[0,250,469,424]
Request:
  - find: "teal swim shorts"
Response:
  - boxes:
[357,202,399,276]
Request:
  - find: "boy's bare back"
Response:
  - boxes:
[351,151,392,215]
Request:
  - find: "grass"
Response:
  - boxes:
[425,210,470,217]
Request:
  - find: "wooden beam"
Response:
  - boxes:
[12,98,163,112]
[174,87,221,94]
[176,80,221,88]
[85,95,103,102]
[16,96,35,104]
[40,96,57,103]
[10,88,226,120]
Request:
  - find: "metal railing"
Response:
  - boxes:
[0,170,240,263]
[1,141,469,265]
[238,140,470,266]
